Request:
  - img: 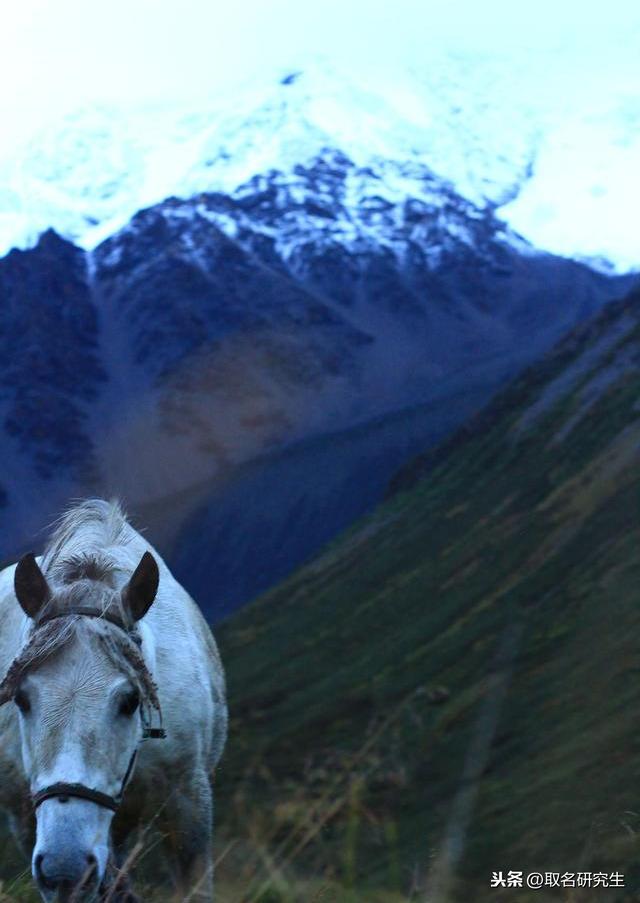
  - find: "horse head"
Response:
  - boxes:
[1,551,161,901]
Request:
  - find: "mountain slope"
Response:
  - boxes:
[169,386,494,618]
[137,167,630,612]
[215,285,640,899]
[0,231,106,540]
[1,150,630,604]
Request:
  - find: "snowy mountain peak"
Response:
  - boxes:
[0,54,638,272]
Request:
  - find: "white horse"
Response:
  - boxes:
[0,499,227,902]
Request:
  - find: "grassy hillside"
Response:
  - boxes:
[214,287,640,902]
[1,289,640,903]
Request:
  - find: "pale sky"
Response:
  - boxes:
[1,0,639,137]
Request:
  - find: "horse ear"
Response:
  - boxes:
[14,553,50,619]
[122,552,159,622]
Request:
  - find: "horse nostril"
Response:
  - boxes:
[34,850,99,891]
[34,853,57,891]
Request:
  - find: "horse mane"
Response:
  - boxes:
[42,498,132,587]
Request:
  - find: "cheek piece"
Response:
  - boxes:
[27,607,166,815]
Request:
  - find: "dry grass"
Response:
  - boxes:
[0,695,421,903]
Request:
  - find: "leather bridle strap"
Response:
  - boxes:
[32,783,120,813]
[32,749,138,814]
[37,608,140,646]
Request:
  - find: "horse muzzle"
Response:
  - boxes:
[32,795,111,902]
[34,848,100,902]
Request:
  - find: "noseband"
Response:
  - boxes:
[30,607,165,814]
[32,752,138,813]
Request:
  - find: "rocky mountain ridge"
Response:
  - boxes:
[0,143,632,613]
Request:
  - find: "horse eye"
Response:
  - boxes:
[14,689,31,714]
[119,689,140,717]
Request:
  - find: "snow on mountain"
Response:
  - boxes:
[0,50,637,602]
[502,98,640,273]
[0,141,631,570]
[1,54,637,272]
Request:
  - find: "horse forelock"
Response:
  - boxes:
[34,499,139,633]
[0,619,75,706]
[0,615,161,718]
[56,553,118,586]
[41,498,132,588]
[39,578,125,623]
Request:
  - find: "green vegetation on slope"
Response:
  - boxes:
[215,288,640,902]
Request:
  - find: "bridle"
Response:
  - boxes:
[29,607,166,815]
[32,753,138,813]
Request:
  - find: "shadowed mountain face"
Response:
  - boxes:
[215,285,640,899]
[0,231,104,478]
[0,152,634,611]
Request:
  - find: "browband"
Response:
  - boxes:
[37,608,140,644]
